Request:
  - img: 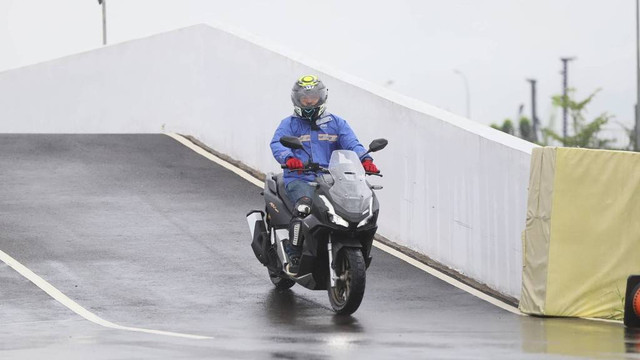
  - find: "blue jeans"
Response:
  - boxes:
[285,180,315,204]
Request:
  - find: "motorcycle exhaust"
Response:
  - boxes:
[246,210,268,265]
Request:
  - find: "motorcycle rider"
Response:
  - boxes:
[270,75,379,274]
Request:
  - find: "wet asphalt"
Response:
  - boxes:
[0,134,638,360]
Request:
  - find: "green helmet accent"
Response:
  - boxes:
[297,75,319,87]
[291,75,328,121]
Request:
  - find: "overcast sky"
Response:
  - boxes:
[1,0,636,145]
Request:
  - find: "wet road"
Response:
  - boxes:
[0,134,638,359]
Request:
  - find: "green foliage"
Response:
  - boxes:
[614,121,637,151]
[543,88,615,149]
[491,119,515,135]
[501,119,514,135]
[492,116,538,143]
[518,116,536,142]
[493,87,621,148]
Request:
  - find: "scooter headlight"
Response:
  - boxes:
[357,198,374,228]
[319,195,349,228]
[357,217,370,228]
[328,213,349,227]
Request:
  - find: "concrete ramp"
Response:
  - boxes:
[0,134,631,359]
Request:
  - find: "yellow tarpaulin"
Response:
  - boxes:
[520,147,640,319]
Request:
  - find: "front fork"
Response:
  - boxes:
[327,234,338,288]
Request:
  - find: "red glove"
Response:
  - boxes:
[362,159,379,173]
[286,157,304,170]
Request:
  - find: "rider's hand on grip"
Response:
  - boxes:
[286,157,304,170]
[362,159,379,173]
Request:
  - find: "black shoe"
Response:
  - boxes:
[287,256,300,275]
[284,242,301,275]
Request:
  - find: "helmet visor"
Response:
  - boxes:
[294,86,327,109]
[300,94,321,107]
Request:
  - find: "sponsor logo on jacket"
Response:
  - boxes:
[318,134,338,142]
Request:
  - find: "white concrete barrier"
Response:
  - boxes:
[0,24,537,299]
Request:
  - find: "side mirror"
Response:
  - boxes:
[280,136,304,150]
[368,138,388,153]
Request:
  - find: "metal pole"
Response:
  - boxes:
[560,57,575,142]
[636,0,640,151]
[454,69,471,119]
[102,0,107,45]
[527,79,539,142]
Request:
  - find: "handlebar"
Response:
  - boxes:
[280,165,329,174]
[281,163,382,177]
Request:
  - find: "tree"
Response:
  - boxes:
[491,119,515,135]
[491,116,536,142]
[613,121,637,151]
[518,116,536,143]
[542,89,615,149]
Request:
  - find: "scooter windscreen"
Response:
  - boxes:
[328,150,373,214]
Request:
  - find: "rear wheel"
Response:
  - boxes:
[327,248,366,315]
[269,268,295,290]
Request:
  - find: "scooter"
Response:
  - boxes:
[247,136,387,315]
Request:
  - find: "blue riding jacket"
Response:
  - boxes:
[270,113,372,186]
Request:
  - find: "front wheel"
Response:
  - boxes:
[327,248,366,315]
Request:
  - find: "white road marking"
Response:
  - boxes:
[165,133,263,188]
[0,250,212,339]
[371,242,522,315]
[167,132,523,315]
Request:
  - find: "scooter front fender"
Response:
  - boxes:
[330,238,362,260]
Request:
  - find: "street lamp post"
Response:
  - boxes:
[454,69,471,119]
[527,79,539,142]
[98,0,107,45]
[560,57,576,142]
